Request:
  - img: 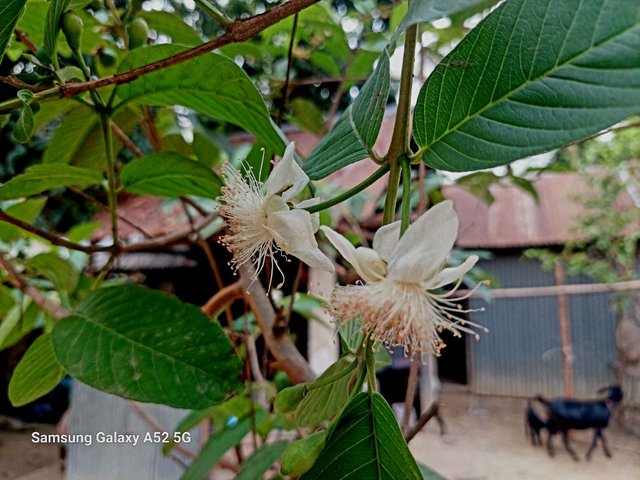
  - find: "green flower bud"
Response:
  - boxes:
[280,431,327,477]
[274,384,306,414]
[127,18,149,50]
[61,11,84,51]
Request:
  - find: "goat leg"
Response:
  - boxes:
[546,433,555,457]
[562,432,579,461]
[600,431,612,458]
[586,429,599,461]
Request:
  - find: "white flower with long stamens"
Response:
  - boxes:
[218,142,334,285]
[321,200,487,356]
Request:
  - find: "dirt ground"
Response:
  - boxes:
[0,421,61,480]
[2,386,639,480]
[411,384,640,480]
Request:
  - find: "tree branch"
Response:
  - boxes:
[0,253,70,320]
[201,281,243,316]
[0,0,321,113]
[88,0,316,96]
[238,265,314,384]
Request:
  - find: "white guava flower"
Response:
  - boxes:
[218,142,334,286]
[321,200,486,356]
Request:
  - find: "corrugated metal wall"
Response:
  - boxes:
[66,383,200,480]
[468,254,618,397]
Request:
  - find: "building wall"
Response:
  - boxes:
[468,254,618,398]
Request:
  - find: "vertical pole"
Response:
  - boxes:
[554,259,574,397]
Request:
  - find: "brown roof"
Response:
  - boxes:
[448,172,637,248]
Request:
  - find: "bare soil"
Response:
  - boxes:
[2,387,639,480]
[410,384,640,480]
[0,422,61,480]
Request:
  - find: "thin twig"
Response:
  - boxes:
[201,282,243,316]
[276,13,299,126]
[321,51,355,135]
[142,106,162,152]
[0,253,70,320]
[0,76,47,92]
[283,261,304,327]
[14,29,38,53]
[69,187,153,239]
[198,237,234,326]
[404,401,441,443]
[111,122,143,158]
[0,209,218,254]
[401,359,420,435]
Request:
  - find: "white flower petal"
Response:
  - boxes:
[295,198,320,232]
[388,200,459,283]
[426,255,479,289]
[354,247,387,282]
[372,221,400,262]
[320,226,381,282]
[266,209,333,272]
[265,142,309,201]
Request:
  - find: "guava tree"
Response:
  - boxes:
[1,0,639,477]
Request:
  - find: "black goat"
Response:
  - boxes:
[525,400,547,446]
[536,385,623,461]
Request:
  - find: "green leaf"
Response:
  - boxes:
[235,440,288,480]
[117,45,286,154]
[456,171,500,205]
[304,49,390,180]
[391,0,491,44]
[0,164,103,199]
[0,0,28,63]
[510,175,539,204]
[13,103,34,144]
[0,197,46,242]
[0,303,23,348]
[413,0,640,172]
[0,301,45,351]
[139,11,202,46]
[66,221,100,242]
[8,333,65,407]
[192,131,226,167]
[294,357,358,429]
[181,414,264,480]
[26,252,79,292]
[288,98,325,135]
[43,104,139,169]
[300,393,422,480]
[51,285,242,409]
[120,152,223,198]
[43,0,71,61]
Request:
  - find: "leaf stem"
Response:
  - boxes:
[382,163,401,225]
[365,337,377,394]
[400,155,411,235]
[383,20,418,226]
[303,163,390,214]
[100,114,119,246]
[307,360,358,390]
[195,0,232,28]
